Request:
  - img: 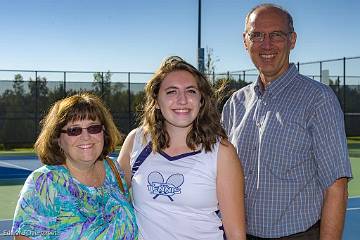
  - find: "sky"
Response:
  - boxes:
[0,0,359,76]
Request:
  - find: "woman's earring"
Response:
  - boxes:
[59,146,64,154]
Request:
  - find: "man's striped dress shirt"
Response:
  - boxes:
[221,63,352,238]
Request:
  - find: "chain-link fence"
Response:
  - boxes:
[1,56,359,148]
[222,56,360,137]
[0,71,152,148]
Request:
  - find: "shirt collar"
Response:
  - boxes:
[253,63,298,98]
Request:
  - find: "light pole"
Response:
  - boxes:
[198,0,204,73]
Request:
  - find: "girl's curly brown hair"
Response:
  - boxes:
[141,56,227,152]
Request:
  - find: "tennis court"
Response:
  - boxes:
[0,155,359,239]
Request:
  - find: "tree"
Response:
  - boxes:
[203,47,251,110]
[212,73,250,111]
[13,74,25,96]
[1,76,35,148]
[47,83,68,105]
[204,47,219,84]
[92,71,112,101]
[27,76,50,141]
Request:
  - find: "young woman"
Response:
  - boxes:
[118,56,246,240]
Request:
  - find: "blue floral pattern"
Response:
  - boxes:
[12,159,138,239]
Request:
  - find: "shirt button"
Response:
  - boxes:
[263,102,267,106]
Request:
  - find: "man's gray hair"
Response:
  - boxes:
[245,3,294,32]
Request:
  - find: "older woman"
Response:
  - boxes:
[12,93,138,239]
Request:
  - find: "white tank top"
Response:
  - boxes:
[130,128,223,240]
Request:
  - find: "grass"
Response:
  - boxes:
[349,143,360,158]
[348,136,360,142]
[0,148,36,157]
[348,138,360,196]
[0,184,23,219]
[349,157,360,196]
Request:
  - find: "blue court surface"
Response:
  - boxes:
[0,155,359,239]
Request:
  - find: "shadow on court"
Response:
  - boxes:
[0,167,32,181]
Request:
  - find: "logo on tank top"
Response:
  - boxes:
[147,171,184,201]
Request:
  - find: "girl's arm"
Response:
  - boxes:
[217,139,246,240]
[117,129,137,187]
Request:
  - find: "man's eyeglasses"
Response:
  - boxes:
[60,124,104,136]
[247,31,292,43]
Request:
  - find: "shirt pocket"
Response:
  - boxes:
[262,116,314,180]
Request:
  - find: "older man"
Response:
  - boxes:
[222,4,352,239]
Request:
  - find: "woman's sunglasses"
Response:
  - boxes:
[60,124,104,136]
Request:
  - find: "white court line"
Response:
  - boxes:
[347,196,360,211]
[0,161,32,171]
[349,196,360,199]
[347,207,360,211]
[0,219,12,222]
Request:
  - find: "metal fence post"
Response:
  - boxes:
[63,71,66,97]
[343,57,346,113]
[35,71,38,136]
[320,61,322,83]
[101,72,104,98]
[128,72,131,132]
